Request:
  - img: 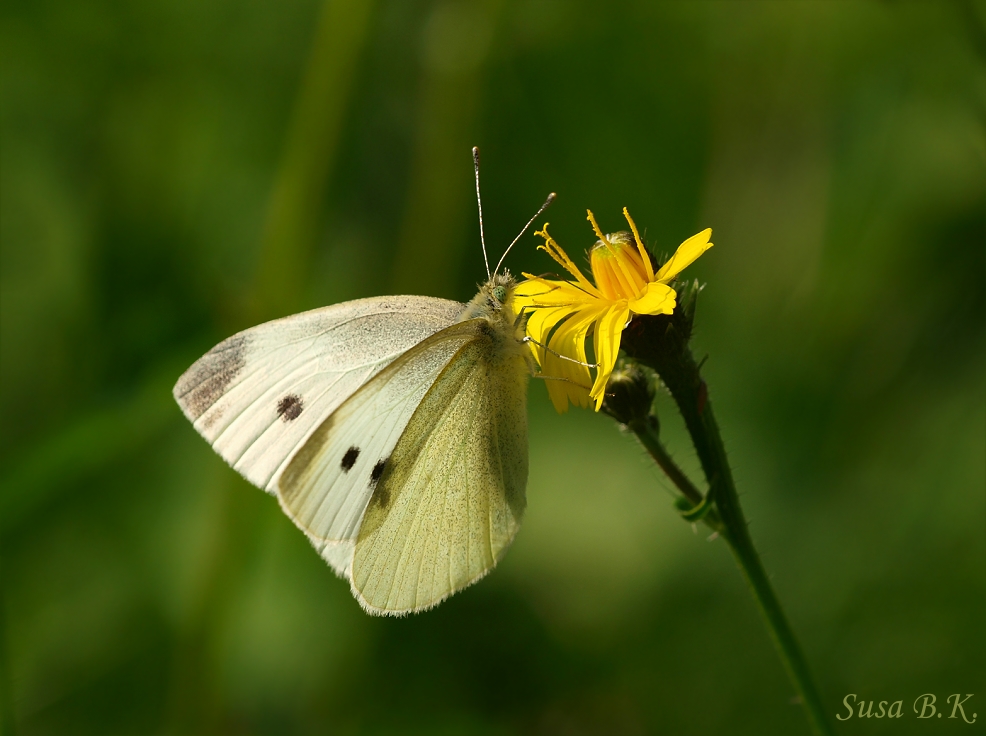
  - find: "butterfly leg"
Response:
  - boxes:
[522,336,598,368]
[531,373,592,391]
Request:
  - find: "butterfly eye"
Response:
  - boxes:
[492,285,507,303]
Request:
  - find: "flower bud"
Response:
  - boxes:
[600,362,657,430]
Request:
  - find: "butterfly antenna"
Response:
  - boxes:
[493,192,556,278]
[473,147,491,279]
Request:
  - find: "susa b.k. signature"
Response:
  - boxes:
[837,693,976,723]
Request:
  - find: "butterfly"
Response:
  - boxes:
[173,149,555,615]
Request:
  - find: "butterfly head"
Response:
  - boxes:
[459,271,520,323]
[484,271,517,312]
[486,271,516,309]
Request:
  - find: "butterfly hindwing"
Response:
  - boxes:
[350,317,530,614]
[172,296,463,494]
[276,320,487,545]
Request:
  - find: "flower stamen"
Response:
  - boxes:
[586,210,610,247]
[534,225,602,297]
[622,207,655,282]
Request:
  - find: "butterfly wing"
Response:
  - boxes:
[277,320,487,547]
[172,296,463,494]
[348,319,530,615]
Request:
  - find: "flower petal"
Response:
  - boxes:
[628,281,676,316]
[655,228,713,283]
[542,310,597,412]
[514,276,596,307]
[589,304,630,410]
[522,305,572,364]
[608,248,647,299]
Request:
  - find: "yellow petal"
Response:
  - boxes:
[590,255,622,301]
[519,298,603,412]
[590,304,630,410]
[655,228,713,283]
[523,305,571,364]
[514,276,597,307]
[608,247,647,299]
[543,311,596,412]
[589,233,652,301]
[628,281,677,316]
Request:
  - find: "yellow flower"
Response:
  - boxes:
[513,208,713,412]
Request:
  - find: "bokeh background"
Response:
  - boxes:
[2,1,984,734]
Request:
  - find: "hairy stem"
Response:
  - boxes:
[622,317,834,736]
[628,418,704,507]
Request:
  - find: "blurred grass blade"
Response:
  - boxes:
[390,0,502,297]
[253,0,375,321]
[0,363,183,538]
[162,3,375,725]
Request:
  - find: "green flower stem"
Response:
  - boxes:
[625,418,724,531]
[628,419,705,507]
[622,320,834,736]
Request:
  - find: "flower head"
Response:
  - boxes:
[513,208,712,412]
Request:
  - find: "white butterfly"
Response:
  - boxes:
[173,149,555,615]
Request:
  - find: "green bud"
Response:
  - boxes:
[601,361,657,430]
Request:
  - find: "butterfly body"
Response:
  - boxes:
[174,271,532,614]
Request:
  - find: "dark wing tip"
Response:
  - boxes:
[173,334,250,421]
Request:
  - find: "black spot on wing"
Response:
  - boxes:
[370,459,387,485]
[370,459,390,507]
[175,334,249,421]
[276,394,304,421]
[341,446,360,471]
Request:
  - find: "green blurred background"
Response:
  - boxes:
[2,0,984,733]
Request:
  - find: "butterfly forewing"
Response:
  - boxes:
[277,320,486,545]
[350,318,530,614]
[173,296,462,493]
